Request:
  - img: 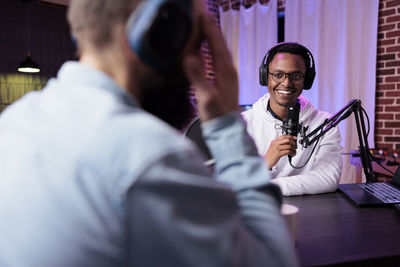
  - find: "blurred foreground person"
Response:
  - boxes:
[0,0,298,266]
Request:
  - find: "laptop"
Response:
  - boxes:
[338,165,400,206]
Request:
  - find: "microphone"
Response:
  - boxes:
[282,104,300,137]
[282,102,300,161]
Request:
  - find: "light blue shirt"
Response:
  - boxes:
[0,62,298,267]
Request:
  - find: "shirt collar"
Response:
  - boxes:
[267,98,301,121]
[57,61,139,107]
[267,100,283,121]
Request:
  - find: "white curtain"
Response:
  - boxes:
[219,1,278,105]
[285,0,379,183]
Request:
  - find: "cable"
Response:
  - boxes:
[361,106,370,136]
[369,153,395,176]
[361,106,394,176]
[289,127,323,169]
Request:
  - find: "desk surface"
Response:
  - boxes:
[284,191,400,266]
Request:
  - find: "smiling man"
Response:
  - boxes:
[242,42,343,196]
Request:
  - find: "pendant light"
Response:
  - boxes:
[18,0,40,73]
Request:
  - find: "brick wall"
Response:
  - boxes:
[204,0,219,81]
[376,0,400,152]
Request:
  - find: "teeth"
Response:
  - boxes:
[277,90,293,95]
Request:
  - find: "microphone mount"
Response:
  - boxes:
[299,99,376,183]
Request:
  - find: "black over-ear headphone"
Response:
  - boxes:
[126,0,193,69]
[259,42,316,90]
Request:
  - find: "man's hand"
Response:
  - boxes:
[265,135,297,168]
[183,13,239,122]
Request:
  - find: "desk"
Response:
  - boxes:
[284,191,400,266]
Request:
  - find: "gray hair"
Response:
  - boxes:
[67,0,140,49]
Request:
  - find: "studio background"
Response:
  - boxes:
[1,0,399,183]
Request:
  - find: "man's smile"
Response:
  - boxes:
[275,88,297,96]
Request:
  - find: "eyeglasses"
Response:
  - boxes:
[268,71,305,84]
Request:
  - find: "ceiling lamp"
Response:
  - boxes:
[18,0,40,73]
[18,52,40,73]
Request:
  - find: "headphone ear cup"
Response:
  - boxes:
[303,63,315,89]
[304,75,311,89]
[303,51,316,89]
[126,0,192,69]
[259,57,268,86]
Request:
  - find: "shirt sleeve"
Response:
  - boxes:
[272,126,343,196]
[124,112,299,267]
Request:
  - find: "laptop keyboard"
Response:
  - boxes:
[359,183,400,203]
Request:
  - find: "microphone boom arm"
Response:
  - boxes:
[299,99,376,183]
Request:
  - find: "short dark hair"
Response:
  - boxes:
[259,42,316,89]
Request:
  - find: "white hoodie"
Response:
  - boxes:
[241,94,343,196]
